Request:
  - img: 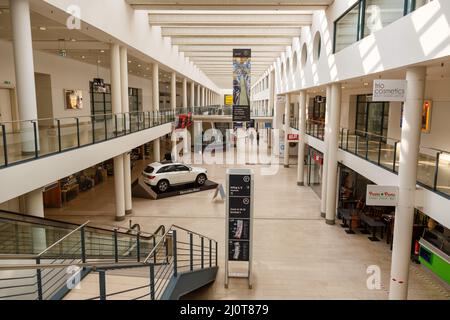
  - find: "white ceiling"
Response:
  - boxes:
[126,1,336,89]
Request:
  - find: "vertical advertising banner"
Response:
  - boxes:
[233,49,251,122]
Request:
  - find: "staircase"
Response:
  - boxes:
[0,210,218,300]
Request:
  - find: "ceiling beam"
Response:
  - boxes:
[179,45,287,52]
[161,26,302,37]
[184,51,279,58]
[127,0,329,10]
[32,40,109,50]
[148,12,313,26]
[171,37,293,46]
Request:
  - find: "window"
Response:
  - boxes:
[175,165,190,172]
[313,32,322,61]
[355,95,390,138]
[334,2,360,53]
[364,0,404,37]
[157,165,176,173]
[301,43,308,66]
[144,166,154,174]
[334,0,417,53]
[292,51,298,71]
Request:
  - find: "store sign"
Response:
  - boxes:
[372,79,406,102]
[232,106,250,122]
[225,95,233,106]
[287,134,299,141]
[313,153,323,165]
[366,185,399,206]
[277,95,286,104]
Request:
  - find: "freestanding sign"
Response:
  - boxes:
[366,185,399,206]
[225,168,253,289]
[372,79,407,102]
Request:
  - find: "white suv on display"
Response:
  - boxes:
[142,162,208,192]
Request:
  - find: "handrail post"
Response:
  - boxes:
[153,236,157,264]
[114,114,118,137]
[393,141,398,172]
[76,118,80,147]
[340,128,344,148]
[136,233,141,262]
[189,233,193,271]
[172,230,177,277]
[99,270,106,300]
[149,264,155,300]
[2,124,8,166]
[91,115,95,144]
[201,237,204,269]
[81,226,86,264]
[32,121,38,158]
[113,229,118,263]
[433,152,440,191]
[215,241,218,267]
[129,113,132,133]
[209,239,212,268]
[365,135,369,159]
[104,113,108,140]
[355,135,359,155]
[377,137,382,165]
[36,257,43,300]
[346,129,349,150]
[57,119,62,152]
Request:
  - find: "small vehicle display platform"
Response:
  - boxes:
[132,176,218,200]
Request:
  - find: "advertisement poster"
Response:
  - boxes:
[64,89,83,109]
[233,49,251,122]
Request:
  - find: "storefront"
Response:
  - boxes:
[355,94,389,137]
[306,146,323,197]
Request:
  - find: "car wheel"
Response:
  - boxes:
[157,179,170,192]
[196,174,207,186]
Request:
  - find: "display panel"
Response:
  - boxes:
[233,49,251,122]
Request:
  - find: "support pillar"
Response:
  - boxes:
[297,90,307,186]
[190,81,195,108]
[182,78,188,109]
[197,84,201,106]
[283,94,290,168]
[389,67,426,300]
[113,155,126,221]
[325,83,341,225]
[320,85,332,218]
[171,72,177,159]
[11,0,38,153]
[25,188,46,252]
[152,63,160,162]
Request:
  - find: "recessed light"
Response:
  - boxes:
[39,26,47,31]
[97,60,101,64]
[363,82,369,86]
[138,64,141,67]
[128,60,132,63]
[100,50,105,53]
[81,55,86,59]
[71,38,76,42]
[146,67,150,70]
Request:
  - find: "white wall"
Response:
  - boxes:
[0,40,153,122]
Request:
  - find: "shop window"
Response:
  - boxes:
[363,0,404,37]
[355,94,389,138]
[90,81,112,118]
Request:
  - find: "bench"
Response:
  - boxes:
[360,213,386,241]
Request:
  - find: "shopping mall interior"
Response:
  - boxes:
[0,0,449,302]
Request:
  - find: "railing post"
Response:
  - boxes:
[114,114,118,137]
[76,118,80,147]
[129,113,132,133]
[172,230,178,277]
[393,141,398,172]
[153,236,157,264]
[36,257,43,300]
[209,239,212,268]
[91,115,95,144]
[189,233,193,271]
[201,237,204,269]
[57,119,62,152]
[215,241,218,267]
[355,135,359,155]
[433,152,440,191]
[365,136,369,159]
[113,229,118,263]
[137,113,140,131]
[136,233,141,262]
[99,270,106,300]
[377,137,382,165]
[2,124,8,166]
[340,128,344,148]
[80,226,86,264]
[346,130,349,150]
[104,114,107,140]
[149,264,155,300]
[32,121,38,159]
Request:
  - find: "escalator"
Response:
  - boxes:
[0,210,218,300]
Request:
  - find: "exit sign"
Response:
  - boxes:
[287,134,299,141]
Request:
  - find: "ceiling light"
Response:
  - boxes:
[138,64,141,67]
[39,26,47,31]
[363,82,369,86]
[146,67,150,71]
[81,55,86,59]
[128,60,132,63]
[97,60,101,64]
[100,50,105,53]
[71,38,76,42]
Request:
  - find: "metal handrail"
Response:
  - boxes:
[37,221,90,257]
[172,224,217,242]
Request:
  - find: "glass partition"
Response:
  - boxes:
[334,3,360,53]
[363,0,405,37]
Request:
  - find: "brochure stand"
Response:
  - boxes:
[225,168,254,289]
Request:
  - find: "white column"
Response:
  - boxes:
[268,72,274,117]
[389,67,426,300]
[196,84,201,106]
[182,78,188,109]
[114,156,126,221]
[171,72,177,111]
[325,83,341,225]
[25,188,46,252]
[153,63,160,162]
[110,44,121,114]
[320,85,332,217]
[202,87,205,106]
[11,0,38,153]
[297,90,307,186]
[284,94,290,167]
[190,81,195,108]
[120,46,132,215]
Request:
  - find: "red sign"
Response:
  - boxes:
[313,153,323,165]
[287,134,299,141]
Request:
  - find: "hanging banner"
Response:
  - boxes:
[372,79,406,102]
[233,49,251,122]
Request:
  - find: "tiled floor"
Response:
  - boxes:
[45,149,450,300]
